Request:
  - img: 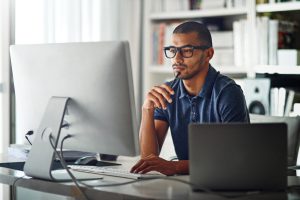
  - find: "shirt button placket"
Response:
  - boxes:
[191,99,197,122]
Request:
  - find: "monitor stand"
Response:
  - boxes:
[23,97,102,181]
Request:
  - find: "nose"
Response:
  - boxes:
[173,50,183,65]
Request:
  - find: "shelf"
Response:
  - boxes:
[255,65,300,75]
[149,65,248,74]
[150,65,300,75]
[257,2,300,13]
[150,8,248,20]
[215,66,248,74]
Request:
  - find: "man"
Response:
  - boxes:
[131,21,249,175]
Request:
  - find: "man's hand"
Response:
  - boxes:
[130,154,178,176]
[143,84,174,110]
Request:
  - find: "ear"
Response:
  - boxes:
[205,48,214,62]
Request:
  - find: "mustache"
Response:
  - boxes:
[172,64,187,68]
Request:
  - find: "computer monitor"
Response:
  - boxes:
[250,114,300,167]
[10,41,139,180]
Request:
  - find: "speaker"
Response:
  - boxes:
[236,78,271,115]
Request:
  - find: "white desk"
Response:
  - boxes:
[0,154,297,200]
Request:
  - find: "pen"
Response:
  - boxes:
[169,72,180,89]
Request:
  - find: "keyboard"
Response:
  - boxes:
[68,165,166,179]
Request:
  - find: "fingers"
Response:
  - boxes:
[130,155,178,176]
[130,155,155,173]
[130,155,172,175]
[133,160,155,174]
[149,90,167,109]
[130,159,145,173]
[131,159,174,175]
[147,92,163,109]
[139,166,157,174]
[146,84,174,109]
[153,86,172,103]
[131,162,157,174]
[161,84,175,95]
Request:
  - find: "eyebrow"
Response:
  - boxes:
[169,44,195,48]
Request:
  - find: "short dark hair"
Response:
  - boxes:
[173,21,212,47]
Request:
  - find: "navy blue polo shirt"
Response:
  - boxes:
[154,65,250,160]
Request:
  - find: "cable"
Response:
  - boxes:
[60,134,71,163]
[57,134,262,199]
[25,130,34,145]
[79,175,265,199]
[48,134,89,200]
[80,176,194,188]
[58,136,225,197]
[79,177,236,199]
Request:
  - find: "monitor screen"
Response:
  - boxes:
[250,114,300,166]
[10,41,139,179]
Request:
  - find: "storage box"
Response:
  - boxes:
[211,31,233,48]
[210,48,234,66]
[278,49,300,66]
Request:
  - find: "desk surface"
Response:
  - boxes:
[1,154,300,200]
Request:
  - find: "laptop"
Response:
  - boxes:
[188,123,287,191]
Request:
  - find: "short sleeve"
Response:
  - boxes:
[154,107,169,122]
[217,84,250,123]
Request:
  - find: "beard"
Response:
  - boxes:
[180,69,203,80]
[180,54,206,80]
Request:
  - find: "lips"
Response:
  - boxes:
[172,65,186,71]
[172,65,187,70]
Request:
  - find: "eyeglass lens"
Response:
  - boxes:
[165,46,194,58]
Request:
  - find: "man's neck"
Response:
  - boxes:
[183,65,209,97]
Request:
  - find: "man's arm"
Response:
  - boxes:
[131,83,189,175]
[138,83,174,158]
[136,105,189,175]
[139,108,169,158]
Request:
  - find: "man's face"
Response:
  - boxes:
[171,32,212,80]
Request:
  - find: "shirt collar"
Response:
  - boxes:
[179,65,219,99]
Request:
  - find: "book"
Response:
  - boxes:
[257,17,269,65]
[233,20,243,66]
[210,48,234,66]
[285,90,295,116]
[278,87,287,116]
[152,24,159,64]
[268,20,279,65]
[201,0,226,9]
[270,87,279,116]
[211,31,233,48]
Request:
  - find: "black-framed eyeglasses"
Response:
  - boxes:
[163,45,210,59]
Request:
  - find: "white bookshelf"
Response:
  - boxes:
[215,66,248,74]
[150,8,248,20]
[149,65,248,75]
[257,2,300,13]
[143,0,255,96]
[142,1,300,97]
[255,2,300,74]
[255,65,300,75]
[142,0,300,158]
